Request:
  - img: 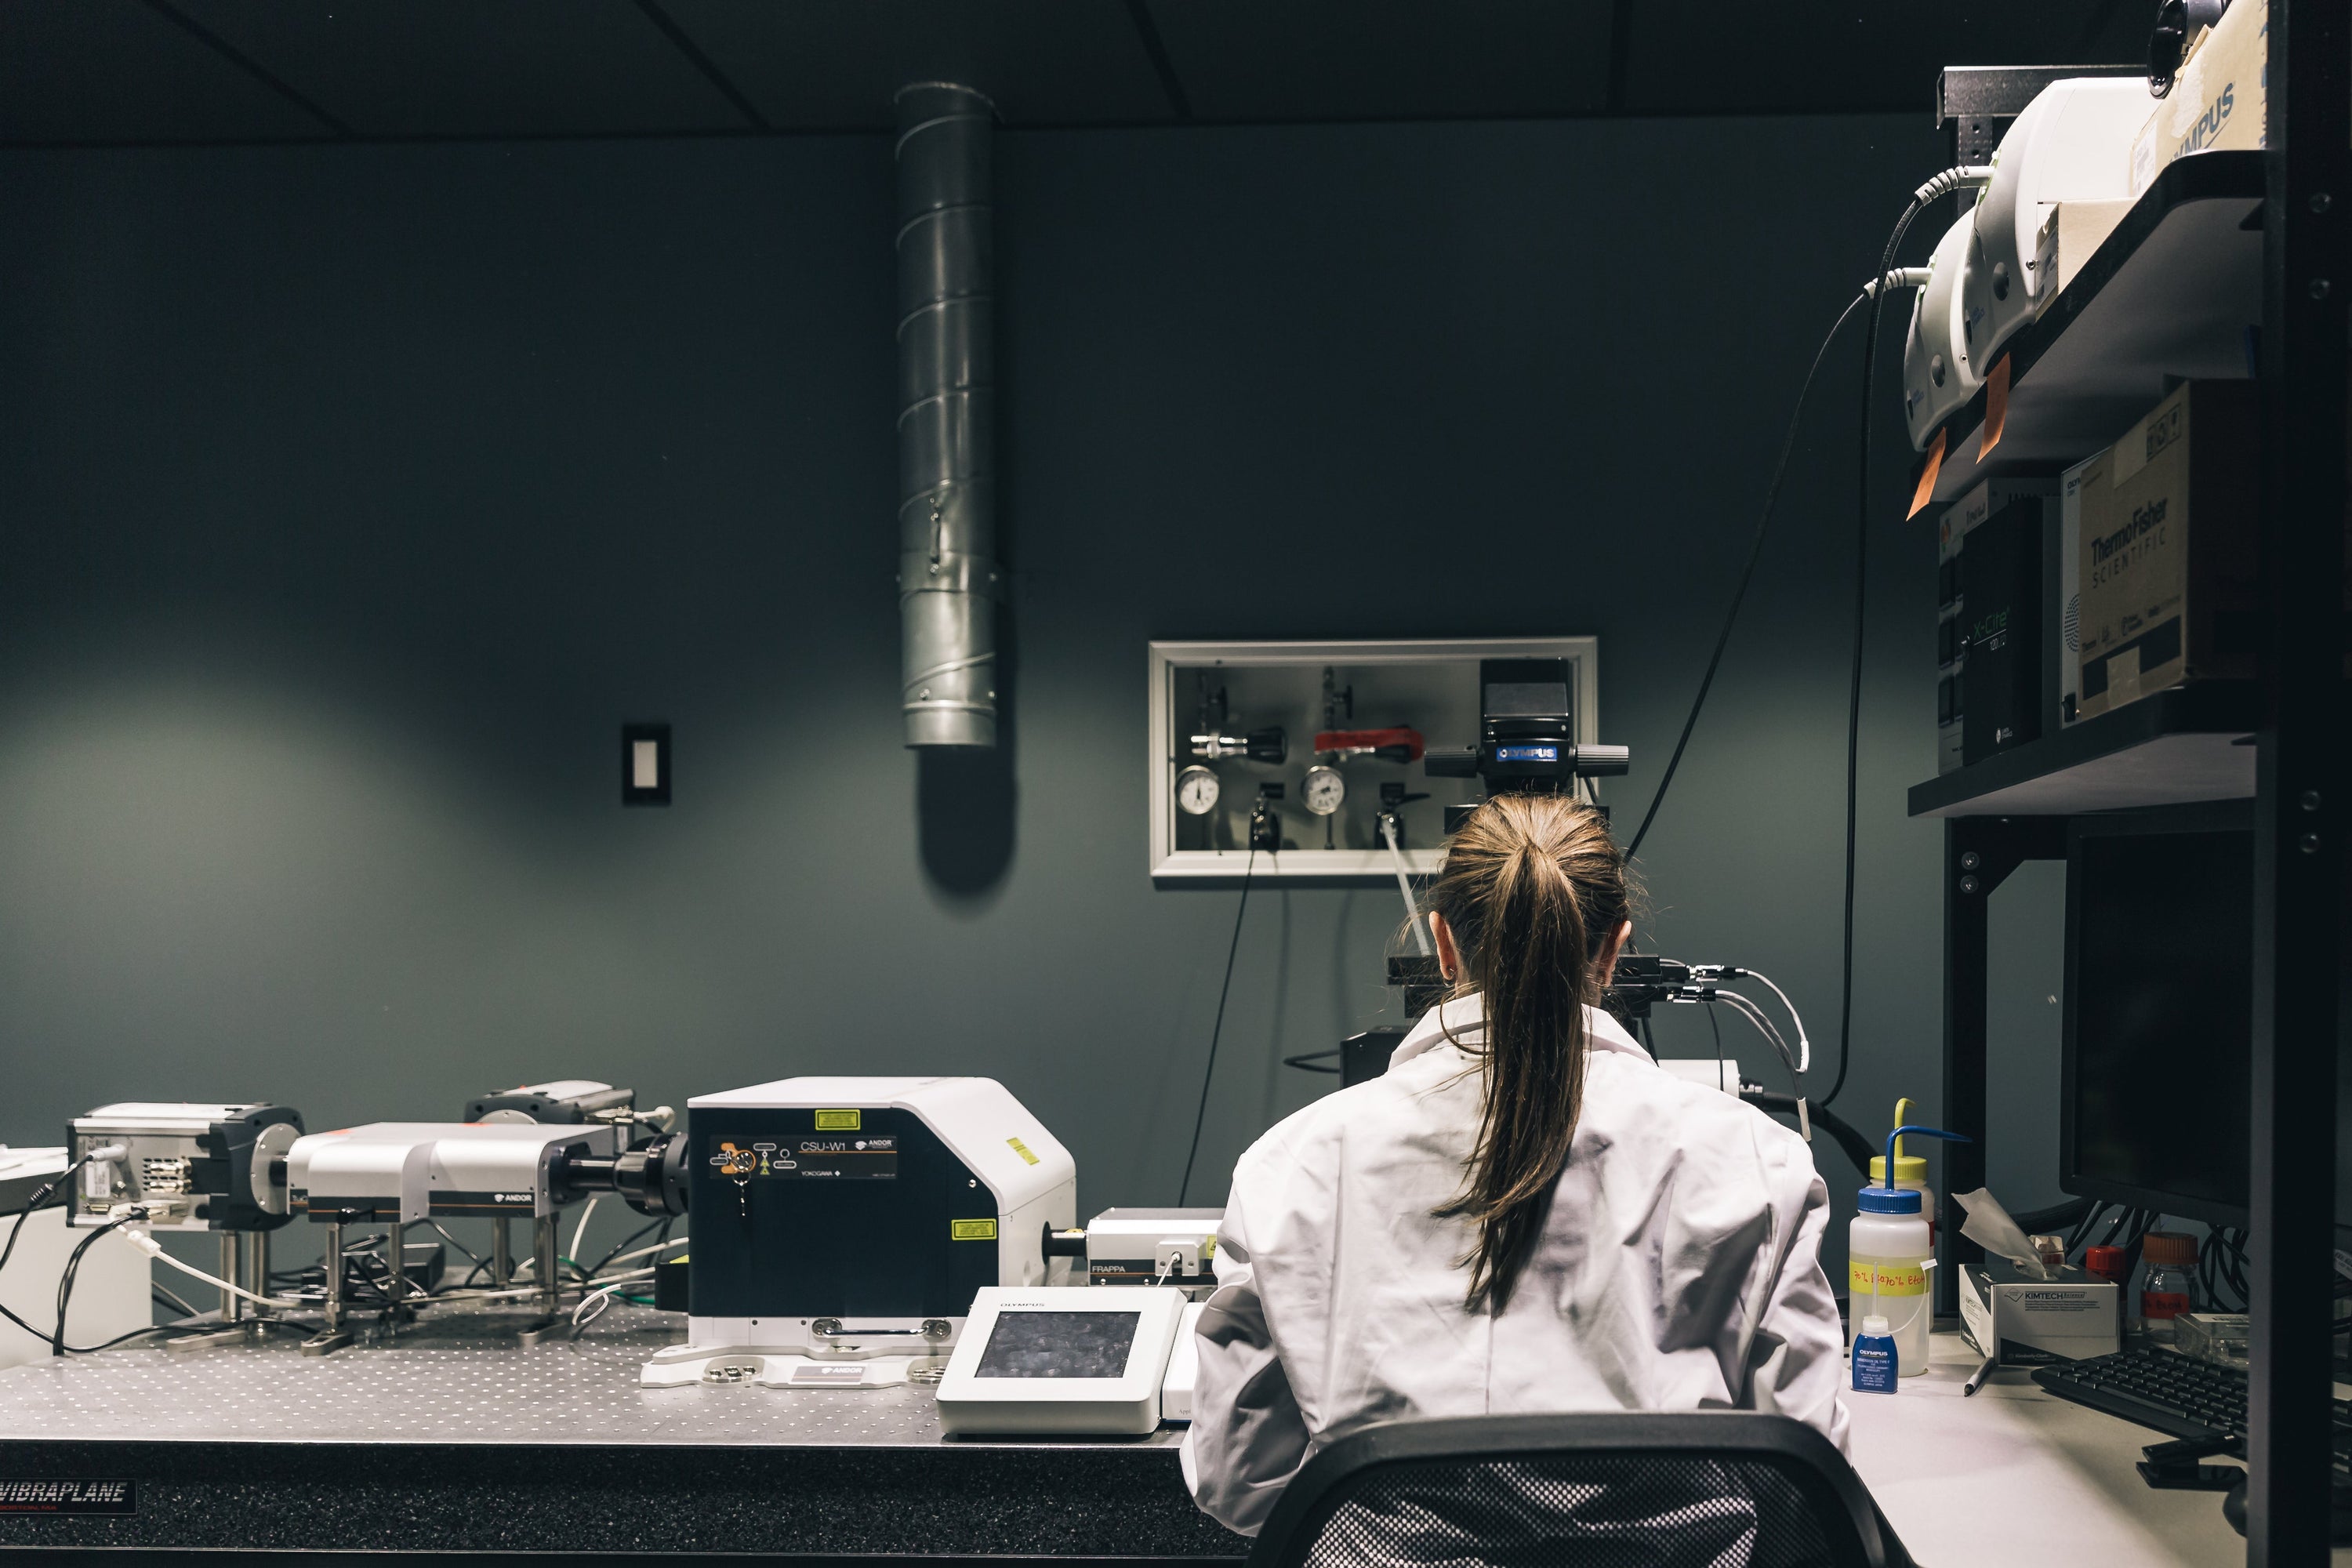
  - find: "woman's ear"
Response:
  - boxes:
[1430,912,1461,985]
[1595,920,1635,987]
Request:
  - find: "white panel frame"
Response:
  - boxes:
[1146,637,1599,883]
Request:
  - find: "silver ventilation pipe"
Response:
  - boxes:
[895,82,1000,749]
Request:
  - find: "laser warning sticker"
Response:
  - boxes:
[813,1109,862,1131]
[1006,1136,1040,1166]
[0,1479,136,1515]
[953,1218,998,1241]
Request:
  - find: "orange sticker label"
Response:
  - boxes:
[1979,354,2011,460]
[1907,429,1945,520]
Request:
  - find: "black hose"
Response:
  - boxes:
[1179,848,1256,1205]
[1627,292,1871,859]
[1824,173,1982,1108]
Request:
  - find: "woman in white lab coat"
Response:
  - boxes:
[1181,794,1848,1536]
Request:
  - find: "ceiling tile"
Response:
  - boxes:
[1142,0,1615,123]
[170,0,752,137]
[0,0,330,145]
[1622,2,2151,117]
[661,0,1175,129]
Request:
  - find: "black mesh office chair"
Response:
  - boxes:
[1245,1413,1909,1568]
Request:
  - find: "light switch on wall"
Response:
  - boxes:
[621,724,670,806]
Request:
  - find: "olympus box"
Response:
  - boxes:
[2073,381,2258,721]
[1958,1260,2119,1367]
[2131,0,2265,195]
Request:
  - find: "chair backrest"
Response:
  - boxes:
[1244,1413,1897,1568]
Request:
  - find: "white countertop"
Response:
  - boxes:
[1847,1332,2342,1566]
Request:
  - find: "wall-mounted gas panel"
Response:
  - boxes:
[1147,638,1599,883]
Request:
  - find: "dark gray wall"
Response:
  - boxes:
[0,116,2069,1273]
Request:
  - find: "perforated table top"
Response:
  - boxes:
[0,1302,1181,1450]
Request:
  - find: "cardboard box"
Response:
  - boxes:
[2038,197,2136,298]
[2131,0,2267,194]
[1958,1261,2121,1367]
[2074,381,2259,720]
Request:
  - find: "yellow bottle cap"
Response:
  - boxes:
[1869,1097,1929,1185]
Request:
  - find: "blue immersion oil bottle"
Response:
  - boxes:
[1852,1315,1899,1394]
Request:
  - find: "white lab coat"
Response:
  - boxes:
[1180,993,1849,1536]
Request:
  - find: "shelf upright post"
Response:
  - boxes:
[2246,0,2350,1560]
[1940,823,1991,1314]
[1937,817,2064,1314]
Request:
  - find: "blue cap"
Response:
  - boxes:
[1857,1185,1924,1214]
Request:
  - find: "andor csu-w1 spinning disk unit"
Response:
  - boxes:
[636,1077,1076,1388]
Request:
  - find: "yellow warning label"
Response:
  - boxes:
[814,1109,861,1131]
[1849,1260,1928,1298]
[952,1218,998,1241]
[1007,1136,1040,1166]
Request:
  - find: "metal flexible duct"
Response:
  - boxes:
[895,82,1000,749]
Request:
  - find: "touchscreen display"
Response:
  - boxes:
[975,1310,1139,1379]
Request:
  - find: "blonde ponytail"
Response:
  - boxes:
[1428,796,1634,1312]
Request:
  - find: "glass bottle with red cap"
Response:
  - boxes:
[2083,1243,2130,1345]
[2140,1232,2198,1343]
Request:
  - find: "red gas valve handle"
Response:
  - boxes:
[1312,728,1425,762]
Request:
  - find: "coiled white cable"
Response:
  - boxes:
[1713,991,1795,1081]
[568,1196,601,1272]
[599,1236,688,1271]
[1733,967,1811,1075]
[118,1227,301,1312]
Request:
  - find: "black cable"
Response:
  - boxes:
[53,1219,126,1357]
[1823,173,1976,1106]
[1626,290,1871,859]
[1179,848,1256,1206]
[0,1155,89,1294]
[423,1219,482,1269]
[1281,1051,1341,1075]
[151,1283,201,1319]
[0,1229,241,1356]
[1706,1003,1724,1090]
[2066,1203,2110,1258]
[83,1321,201,1352]
[587,1218,666,1279]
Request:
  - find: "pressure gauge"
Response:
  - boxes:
[1301,765,1346,817]
[1176,765,1221,816]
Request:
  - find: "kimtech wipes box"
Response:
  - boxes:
[1959,1261,2120,1367]
[2074,381,2259,720]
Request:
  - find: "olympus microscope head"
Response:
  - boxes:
[1901,214,1980,451]
[1958,78,2149,373]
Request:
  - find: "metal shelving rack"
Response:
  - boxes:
[1918,9,2345,1559]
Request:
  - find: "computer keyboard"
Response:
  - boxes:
[2036,1345,2352,1470]
[2033,1346,2256,1443]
